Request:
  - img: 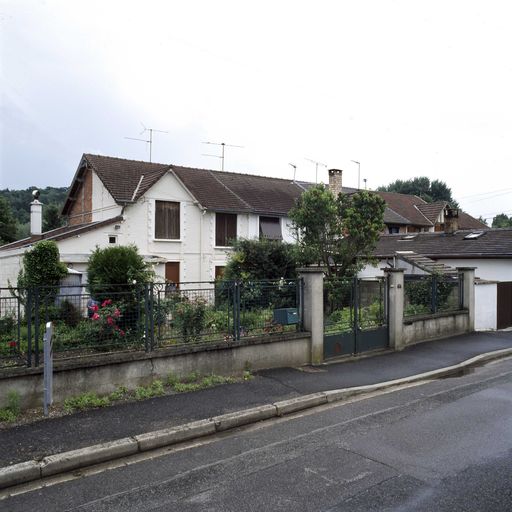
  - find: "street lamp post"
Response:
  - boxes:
[351,160,361,190]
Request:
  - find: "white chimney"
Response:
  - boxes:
[30,190,43,235]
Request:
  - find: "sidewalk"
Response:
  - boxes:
[2,331,512,469]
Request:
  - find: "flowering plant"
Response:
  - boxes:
[88,299,125,339]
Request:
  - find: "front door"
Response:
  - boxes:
[165,262,180,287]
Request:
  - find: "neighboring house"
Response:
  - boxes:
[359,228,512,331]
[0,154,486,289]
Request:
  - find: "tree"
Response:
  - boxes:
[15,241,68,303]
[223,239,299,282]
[492,213,512,228]
[43,204,64,232]
[87,245,154,297]
[377,177,458,206]
[289,185,386,277]
[0,196,17,245]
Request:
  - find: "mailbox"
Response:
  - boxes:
[273,308,299,325]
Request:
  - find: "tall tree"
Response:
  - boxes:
[289,185,386,277]
[377,177,458,206]
[0,196,17,245]
[492,213,512,228]
[43,204,65,232]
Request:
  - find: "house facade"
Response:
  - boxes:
[360,228,512,331]
[0,153,487,290]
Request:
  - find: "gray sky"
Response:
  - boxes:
[1,0,512,222]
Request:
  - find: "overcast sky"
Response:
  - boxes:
[1,0,512,222]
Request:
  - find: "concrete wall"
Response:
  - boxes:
[0,332,311,409]
[475,281,498,331]
[402,311,469,346]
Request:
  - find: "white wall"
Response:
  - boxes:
[0,251,23,290]
[436,258,512,282]
[475,282,497,331]
[91,172,122,222]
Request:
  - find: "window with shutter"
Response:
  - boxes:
[216,213,237,246]
[259,216,282,240]
[155,201,180,239]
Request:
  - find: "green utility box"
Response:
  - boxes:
[273,308,299,325]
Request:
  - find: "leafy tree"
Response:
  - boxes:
[289,184,386,277]
[478,216,488,226]
[43,204,65,232]
[377,177,458,207]
[87,245,154,297]
[0,196,17,245]
[223,239,299,282]
[492,213,512,228]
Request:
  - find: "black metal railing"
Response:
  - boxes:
[0,279,303,368]
[404,273,463,317]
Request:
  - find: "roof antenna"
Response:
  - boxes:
[305,157,327,183]
[289,163,297,183]
[125,123,168,162]
[202,141,244,171]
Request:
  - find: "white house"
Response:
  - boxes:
[0,154,309,288]
[360,228,512,331]
[0,153,488,294]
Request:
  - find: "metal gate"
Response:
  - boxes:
[323,277,388,360]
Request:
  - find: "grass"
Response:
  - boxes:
[0,390,21,423]
[61,371,245,414]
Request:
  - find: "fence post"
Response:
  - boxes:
[298,267,325,365]
[144,283,150,352]
[43,321,53,417]
[149,283,155,350]
[384,268,405,351]
[34,287,40,367]
[27,288,33,367]
[457,267,476,332]
[431,275,438,314]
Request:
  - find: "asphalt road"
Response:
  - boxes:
[4,357,512,511]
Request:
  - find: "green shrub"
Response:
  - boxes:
[64,392,110,412]
[174,297,208,343]
[87,245,153,296]
[0,390,21,422]
[16,241,67,302]
[58,300,83,327]
[134,380,165,400]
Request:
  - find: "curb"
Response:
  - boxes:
[1,347,511,490]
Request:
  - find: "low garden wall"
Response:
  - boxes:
[0,331,311,409]
[402,310,469,347]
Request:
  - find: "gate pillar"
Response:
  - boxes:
[457,267,476,332]
[299,267,325,365]
[384,268,405,351]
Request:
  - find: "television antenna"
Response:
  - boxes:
[289,163,297,183]
[351,160,361,190]
[202,141,244,171]
[125,123,168,162]
[305,157,327,183]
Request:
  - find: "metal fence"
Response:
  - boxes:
[404,273,463,317]
[0,279,303,368]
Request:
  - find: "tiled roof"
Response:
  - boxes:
[458,211,488,230]
[374,191,432,226]
[416,201,447,224]
[61,154,486,227]
[85,154,169,202]
[374,228,512,259]
[0,216,124,252]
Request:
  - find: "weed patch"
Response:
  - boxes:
[0,391,21,423]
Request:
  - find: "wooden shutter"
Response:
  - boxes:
[155,201,180,239]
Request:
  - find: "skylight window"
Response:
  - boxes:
[464,231,485,240]
[399,235,417,241]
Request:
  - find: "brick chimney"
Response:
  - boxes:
[30,191,43,236]
[328,169,343,197]
[444,206,459,234]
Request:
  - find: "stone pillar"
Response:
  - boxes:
[384,268,405,351]
[457,267,476,332]
[298,267,325,365]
